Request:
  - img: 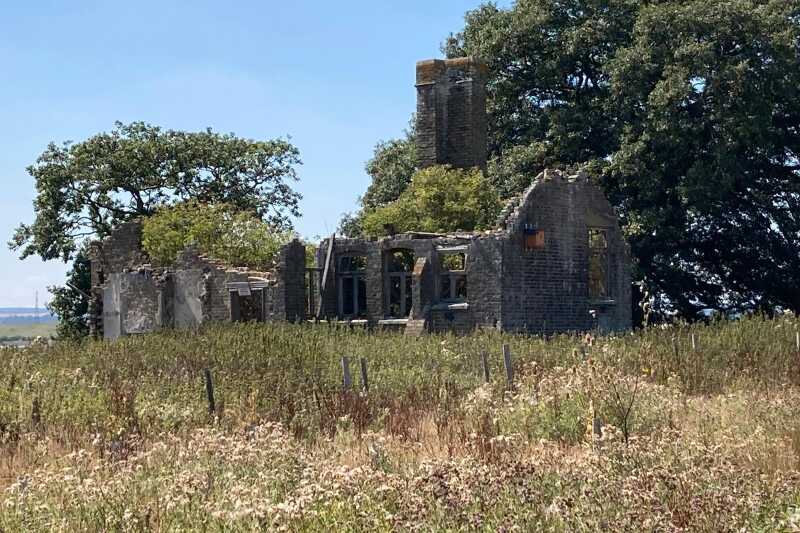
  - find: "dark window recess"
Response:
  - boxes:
[337,255,367,319]
[386,249,414,318]
[439,252,467,301]
[232,290,265,322]
[588,229,610,300]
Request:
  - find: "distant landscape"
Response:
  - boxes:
[0,308,57,344]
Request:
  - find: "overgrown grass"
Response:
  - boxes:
[2,315,800,530]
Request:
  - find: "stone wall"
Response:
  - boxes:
[92,223,306,338]
[89,219,149,337]
[499,170,631,334]
[272,240,307,323]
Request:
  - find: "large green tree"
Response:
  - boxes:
[10,121,302,263]
[356,0,799,317]
[142,201,293,270]
[605,0,800,315]
[452,0,800,316]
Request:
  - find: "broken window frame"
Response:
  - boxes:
[336,255,367,319]
[230,288,266,323]
[385,249,414,318]
[588,228,611,301]
[437,247,468,303]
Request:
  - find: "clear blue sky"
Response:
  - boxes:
[0,0,510,308]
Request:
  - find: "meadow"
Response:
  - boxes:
[1,315,800,531]
[0,322,57,347]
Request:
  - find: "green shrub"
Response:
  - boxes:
[142,201,293,269]
[362,165,501,236]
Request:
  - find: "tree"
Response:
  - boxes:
[47,245,91,340]
[142,201,294,270]
[438,0,800,317]
[10,121,302,263]
[361,165,501,236]
[604,0,800,315]
[444,0,639,187]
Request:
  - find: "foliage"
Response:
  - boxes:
[1,315,800,529]
[361,165,501,236]
[303,239,319,268]
[605,0,800,316]
[141,202,293,269]
[46,244,91,340]
[444,0,800,317]
[9,121,302,263]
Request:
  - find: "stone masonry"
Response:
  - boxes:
[416,58,488,171]
[90,55,631,339]
[89,220,307,340]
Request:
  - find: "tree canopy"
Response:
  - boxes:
[10,121,302,263]
[361,165,501,236]
[352,0,800,317]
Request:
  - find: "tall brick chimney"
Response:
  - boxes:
[415,57,488,171]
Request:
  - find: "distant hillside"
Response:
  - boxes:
[0,307,56,325]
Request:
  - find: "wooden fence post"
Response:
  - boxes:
[31,396,41,426]
[360,358,369,392]
[204,369,216,414]
[480,351,490,383]
[502,344,513,388]
[341,356,352,390]
[691,333,697,352]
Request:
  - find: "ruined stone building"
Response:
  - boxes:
[89,57,631,339]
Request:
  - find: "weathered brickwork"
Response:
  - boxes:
[497,170,631,334]
[416,58,487,171]
[88,220,149,337]
[90,226,307,339]
[272,240,306,323]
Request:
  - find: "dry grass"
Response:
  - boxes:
[2,315,800,531]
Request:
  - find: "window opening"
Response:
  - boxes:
[439,251,467,301]
[385,249,414,318]
[337,255,367,319]
[232,289,265,322]
[588,229,609,300]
